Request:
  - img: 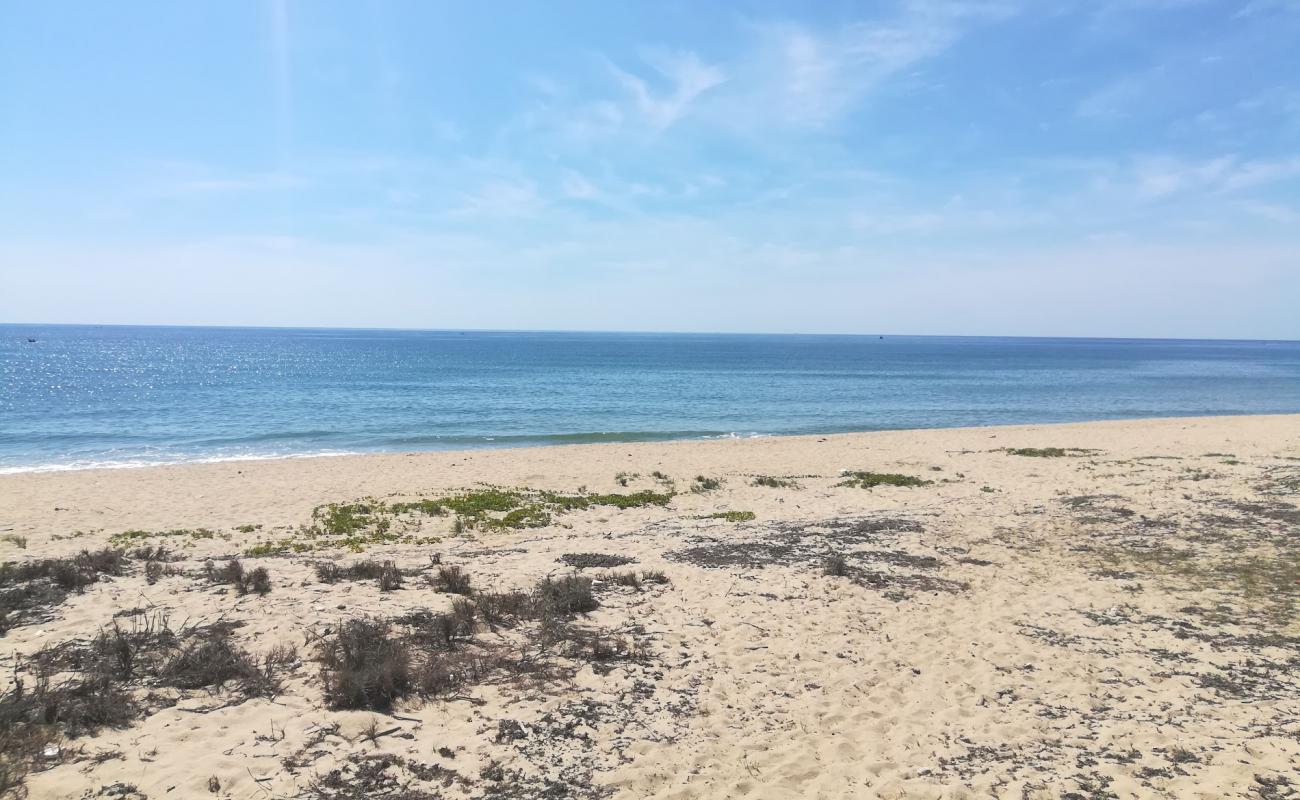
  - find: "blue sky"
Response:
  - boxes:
[2,1,1298,338]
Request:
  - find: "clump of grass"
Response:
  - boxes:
[314,562,343,583]
[1,549,127,590]
[264,486,678,556]
[0,535,26,549]
[164,630,279,695]
[698,511,756,522]
[472,590,533,630]
[691,476,721,493]
[614,471,639,487]
[143,561,176,585]
[639,569,670,585]
[823,553,850,577]
[601,571,641,590]
[1,549,127,635]
[377,561,403,592]
[1097,546,1300,622]
[127,545,176,562]
[557,490,675,509]
[107,528,215,548]
[387,499,448,516]
[558,552,635,569]
[2,614,278,794]
[980,485,996,493]
[535,575,598,615]
[314,559,407,589]
[314,502,390,538]
[1005,447,1094,458]
[752,476,797,489]
[203,559,271,596]
[401,602,476,649]
[432,566,472,595]
[837,471,932,489]
[234,524,261,534]
[316,618,411,710]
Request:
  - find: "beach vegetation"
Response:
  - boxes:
[203,559,271,595]
[1098,546,1300,622]
[314,502,390,538]
[234,524,261,533]
[823,552,850,577]
[0,614,278,794]
[0,535,26,549]
[639,569,670,585]
[1,548,127,635]
[1004,447,1095,458]
[836,471,932,489]
[601,570,641,590]
[245,486,671,555]
[698,511,756,522]
[614,471,638,486]
[558,552,635,569]
[317,571,610,712]
[691,476,721,492]
[432,565,472,595]
[377,561,403,592]
[534,575,598,614]
[473,589,534,630]
[752,476,797,488]
[317,618,412,710]
[107,528,215,548]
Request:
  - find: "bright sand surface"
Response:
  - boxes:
[2,414,1299,799]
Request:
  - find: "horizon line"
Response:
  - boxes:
[3,320,1298,344]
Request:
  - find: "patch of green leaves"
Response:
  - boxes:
[836,471,932,489]
[1005,447,1095,458]
[698,511,756,522]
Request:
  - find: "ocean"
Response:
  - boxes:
[3,324,1299,473]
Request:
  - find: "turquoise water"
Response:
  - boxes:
[2,325,1299,473]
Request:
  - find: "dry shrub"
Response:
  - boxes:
[317,618,412,710]
[824,552,850,577]
[377,561,403,592]
[204,559,271,595]
[535,575,597,615]
[432,566,472,595]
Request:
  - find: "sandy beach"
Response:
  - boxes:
[2,414,1299,799]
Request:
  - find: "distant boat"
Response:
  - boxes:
[26,338,36,343]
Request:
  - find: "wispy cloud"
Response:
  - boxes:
[1131,155,1300,198]
[451,178,544,218]
[739,1,1017,127]
[607,49,726,131]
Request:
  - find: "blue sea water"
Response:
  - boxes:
[2,324,1299,473]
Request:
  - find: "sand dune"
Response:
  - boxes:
[2,414,1298,799]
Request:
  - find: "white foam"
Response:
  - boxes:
[0,450,360,476]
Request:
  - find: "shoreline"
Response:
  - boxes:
[4,410,1299,478]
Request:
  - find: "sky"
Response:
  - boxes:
[1,1,1299,338]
